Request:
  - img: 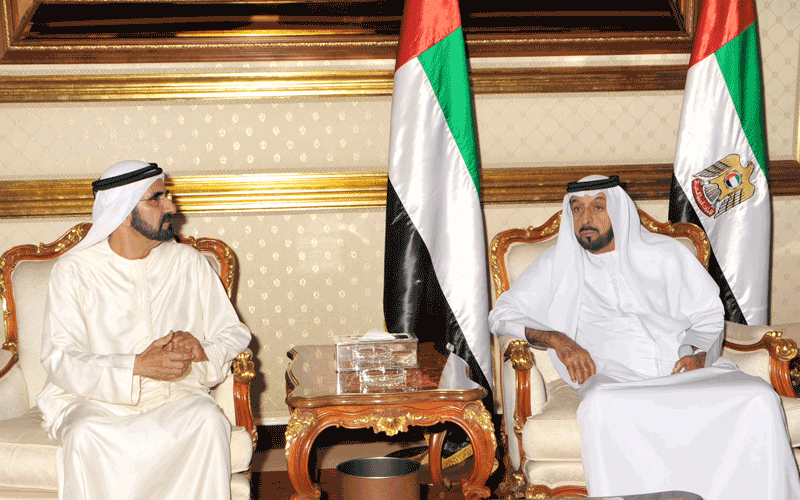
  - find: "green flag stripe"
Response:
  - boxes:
[715,22,767,178]
[417,27,480,194]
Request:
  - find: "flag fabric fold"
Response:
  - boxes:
[669,0,770,325]
[384,0,493,398]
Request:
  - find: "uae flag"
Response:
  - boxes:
[383,0,493,398]
[669,0,770,325]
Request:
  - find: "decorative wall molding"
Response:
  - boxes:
[1,161,797,219]
[0,65,688,103]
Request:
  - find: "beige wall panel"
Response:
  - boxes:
[771,196,800,324]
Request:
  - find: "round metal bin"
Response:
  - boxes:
[336,457,421,500]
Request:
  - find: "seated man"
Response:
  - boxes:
[36,160,252,500]
[488,175,800,499]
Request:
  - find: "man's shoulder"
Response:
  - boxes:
[636,231,706,275]
[641,232,699,261]
[154,240,208,267]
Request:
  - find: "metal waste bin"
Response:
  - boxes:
[337,457,421,500]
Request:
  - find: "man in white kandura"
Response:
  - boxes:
[36,160,252,500]
[488,175,800,499]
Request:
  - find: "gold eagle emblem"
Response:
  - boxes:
[691,154,756,218]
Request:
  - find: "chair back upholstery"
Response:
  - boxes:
[1,223,238,409]
[490,209,710,300]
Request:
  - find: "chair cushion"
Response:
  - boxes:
[230,424,254,473]
[0,408,57,491]
[522,379,582,461]
[781,395,800,448]
[524,459,586,491]
[11,259,56,408]
[0,354,29,421]
[521,380,800,467]
[0,407,252,492]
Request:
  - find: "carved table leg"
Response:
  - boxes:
[455,402,497,500]
[429,429,447,486]
[285,409,322,500]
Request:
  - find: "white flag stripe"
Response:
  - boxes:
[389,59,492,385]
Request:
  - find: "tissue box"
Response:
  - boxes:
[333,332,418,372]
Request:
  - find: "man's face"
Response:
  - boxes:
[570,193,615,254]
[131,179,177,242]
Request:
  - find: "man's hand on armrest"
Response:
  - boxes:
[672,351,707,374]
[525,327,596,385]
[134,331,194,381]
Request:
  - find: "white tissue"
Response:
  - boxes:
[359,328,395,341]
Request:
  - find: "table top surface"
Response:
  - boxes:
[285,343,486,408]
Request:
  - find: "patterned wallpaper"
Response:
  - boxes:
[0,0,798,422]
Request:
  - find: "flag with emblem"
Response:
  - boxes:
[383,0,493,398]
[669,0,770,324]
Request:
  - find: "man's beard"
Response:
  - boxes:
[576,225,614,253]
[131,208,176,242]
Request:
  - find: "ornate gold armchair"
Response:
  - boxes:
[490,210,800,498]
[0,223,257,500]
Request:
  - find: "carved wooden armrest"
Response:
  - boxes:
[232,349,258,449]
[725,332,799,398]
[0,343,19,380]
[503,339,535,476]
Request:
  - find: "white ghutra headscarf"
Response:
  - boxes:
[67,160,165,255]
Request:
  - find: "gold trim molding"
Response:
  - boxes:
[0,65,688,103]
[1,161,797,219]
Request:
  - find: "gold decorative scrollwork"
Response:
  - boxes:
[233,351,255,384]
[352,412,424,436]
[47,225,90,255]
[513,412,525,437]
[285,411,316,458]
[464,405,497,449]
[2,341,16,355]
[505,340,534,371]
[0,263,7,332]
[765,331,800,362]
[488,239,504,297]
[525,485,549,499]
[529,212,562,239]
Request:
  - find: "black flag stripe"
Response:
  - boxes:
[669,174,747,324]
[384,181,493,404]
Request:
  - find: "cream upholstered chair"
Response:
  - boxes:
[490,210,800,498]
[0,223,257,500]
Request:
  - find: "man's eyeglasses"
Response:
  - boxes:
[139,191,173,207]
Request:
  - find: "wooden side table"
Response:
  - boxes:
[284,343,496,500]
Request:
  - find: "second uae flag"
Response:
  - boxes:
[383,0,493,396]
[670,0,770,325]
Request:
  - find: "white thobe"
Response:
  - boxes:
[36,239,252,500]
[574,251,800,499]
[490,249,800,500]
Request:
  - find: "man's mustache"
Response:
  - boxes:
[580,225,599,233]
[160,213,172,225]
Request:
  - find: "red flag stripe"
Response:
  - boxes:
[690,0,756,67]
[395,0,461,71]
